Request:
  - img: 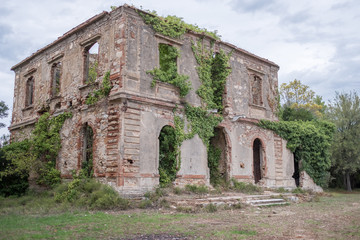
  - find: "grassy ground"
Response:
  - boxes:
[1,190,360,239]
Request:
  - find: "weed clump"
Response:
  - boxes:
[185,184,209,194]
[204,203,217,213]
[292,187,306,194]
[230,178,262,194]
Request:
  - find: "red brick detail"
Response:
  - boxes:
[140,173,155,178]
[180,175,206,179]
[106,105,120,180]
[232,175,252,179]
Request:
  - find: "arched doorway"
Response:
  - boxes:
[82,123,94,177]
[158,125,177,187]
[293,152,300,187]
[253,138,263,184]
[209,127,228,186]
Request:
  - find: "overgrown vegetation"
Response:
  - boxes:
[0,112,72,193]
[53,172,129,210]
[85,71,112,105]
[230,178,262,193]
[158,126,177,187]
[0,145,29,197]
[147,44,191,97]
[207,146,222,186]
[184,105,223,148]
[185,184,209,194]
[141,12,232,187]
[258,120,335,187]
[87,61,98,84]
[191,40,232,111]
[137,9,220,40]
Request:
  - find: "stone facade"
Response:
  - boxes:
[10,5,317,194]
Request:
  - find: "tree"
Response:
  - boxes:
[327,92,360,191]
[0,101,9,129]
[279,79,323,119]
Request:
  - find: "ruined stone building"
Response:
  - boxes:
[9,5,320,194]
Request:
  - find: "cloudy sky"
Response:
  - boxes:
[0,0,359,135]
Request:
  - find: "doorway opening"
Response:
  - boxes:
[158,125,177,187]
[253,138,263,184]
[208,127,228,186]
[292,153,300,187]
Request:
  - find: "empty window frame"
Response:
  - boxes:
[51,62,62,97]
[83,42,99,84]
[82,123,94,177]
[158,43,177,75]
[251,75,263,106]
[25,76,34,107]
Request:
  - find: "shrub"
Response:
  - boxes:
[139,199,153,209]
[230,178,262,193]
[173,187,183,195]
[0,148,29,197]
[185,184,209,194]
[53,177,129,210]
[204,203,217,213]
[292,187,306,194]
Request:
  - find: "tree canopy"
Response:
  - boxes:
[0,101,9,129]
[327,91,360,191]
[279,79,323,119]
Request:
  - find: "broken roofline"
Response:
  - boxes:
[10,4,279,71]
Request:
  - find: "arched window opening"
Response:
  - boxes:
[158,125,177,187]
[25,76,34,107]
[82,123,94,177]
[251,75,263,106]
[208,127,228,186]
[253,138,263,184]
[51,62,61,97]
[84,42,99,84]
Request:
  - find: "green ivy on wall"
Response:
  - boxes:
[147,44,191,97]
[191,40,232,111]
[137,10,220,40]
[85,71,112,105]
[258,119,335,187]
[138,8,232,186]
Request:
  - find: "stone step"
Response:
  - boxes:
[168,193,291,208]
[246,198,287,206]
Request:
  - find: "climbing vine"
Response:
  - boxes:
[258,119,335,187]
[85,71,112,105]
[147,44,191,97]
[207,145,222,186]
[184,104,223,148]
[1,112,72,187]
[137,10,220,40]
[191,40,232,111]
[138,7,232,186]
